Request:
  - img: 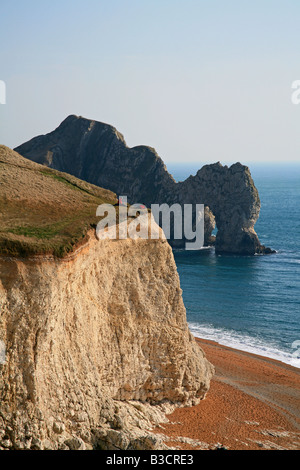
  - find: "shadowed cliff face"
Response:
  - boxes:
[178,163,267,255]
[15,115,274,255]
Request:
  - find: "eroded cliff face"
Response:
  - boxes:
[0,232,214,450]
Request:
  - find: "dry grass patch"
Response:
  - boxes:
[0,145,117,257]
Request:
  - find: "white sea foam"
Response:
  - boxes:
[188,323,300,369]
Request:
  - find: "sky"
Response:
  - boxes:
[0,0,300,166]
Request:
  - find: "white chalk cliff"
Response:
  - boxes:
[0,230,213,450]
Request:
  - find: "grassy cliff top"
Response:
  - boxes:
[0,145,117,258]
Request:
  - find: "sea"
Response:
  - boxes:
[167,163,300,369]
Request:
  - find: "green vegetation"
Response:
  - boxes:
[40,170,97,195]
[40,171,82,189]
[7,222,70,239]
[0,145,117,258]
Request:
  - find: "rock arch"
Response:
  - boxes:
[176,162,271,254]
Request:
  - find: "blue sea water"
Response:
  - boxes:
[168,163,300,368]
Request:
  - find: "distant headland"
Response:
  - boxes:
[15,115,274,255]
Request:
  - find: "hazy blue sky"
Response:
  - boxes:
[1,0,300,165]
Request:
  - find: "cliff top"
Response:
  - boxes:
[0,145,117,258]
